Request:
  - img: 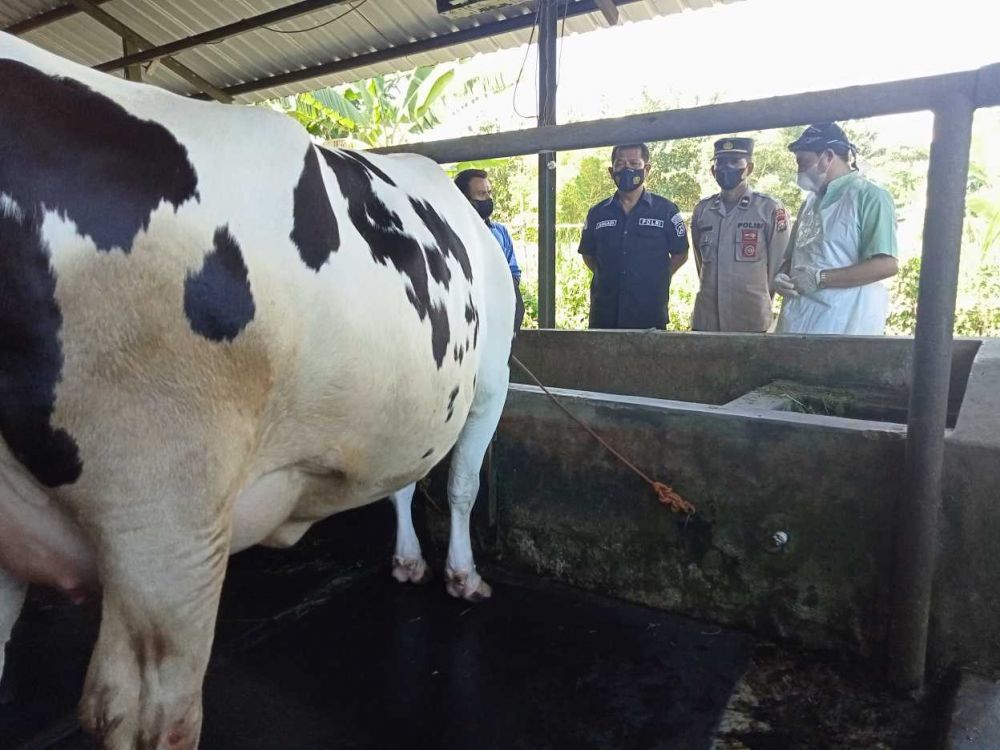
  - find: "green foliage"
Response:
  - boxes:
[265,64,504,148]
[747,126,807,215]
[885,256,921,334]
[520,276,540,330]
[645,138,706,214]
[555,230,591,330]
[557,155,608,225]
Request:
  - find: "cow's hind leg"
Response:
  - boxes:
[445,371,508,602]
[0,568,27,701]
[390,483,430,584]
[75,483,231,750]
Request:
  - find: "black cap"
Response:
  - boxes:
[713,137,754,158]
[788,123,853,154]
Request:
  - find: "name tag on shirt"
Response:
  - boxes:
[595,219,618,229]
[637,218,665,229]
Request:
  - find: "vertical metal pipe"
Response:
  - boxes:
[536,0,558,329]
[889,92,974,691]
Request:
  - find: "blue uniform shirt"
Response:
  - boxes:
[488,221,521,282]
[578,190,689,329]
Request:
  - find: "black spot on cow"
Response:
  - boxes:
[425,243,451,287]
[446,385,460,422]
[0,202,82,487]
[421,448,434,459]
[291,146,340,271]
[465,295,480,350]
[184,226,255,341]
[410,199,473,282]
[320,148,456,368]
[0,60,199,253]
[453,342,465,365]
[340,150,398,187]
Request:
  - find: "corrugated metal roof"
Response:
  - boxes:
[3,0,740,103]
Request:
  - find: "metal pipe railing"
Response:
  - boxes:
[371,67,993,692]
[536,0,558,329]
[889,92,975,691]
[371,65,1000,163]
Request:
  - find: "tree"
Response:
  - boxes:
[646,138,709,214]
[266,64,506,148]
[746,126,807,215]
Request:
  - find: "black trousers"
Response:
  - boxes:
[513,276,525,333]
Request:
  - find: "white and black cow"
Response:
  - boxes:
[0,31,514,750]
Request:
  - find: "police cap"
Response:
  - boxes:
[713,137,754,158]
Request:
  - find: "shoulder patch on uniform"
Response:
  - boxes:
[670,213,686,237]
[637,217,665,229]
[595,219,617,230]
[775,207,788,233]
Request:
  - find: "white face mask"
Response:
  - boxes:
[796,156,827,193]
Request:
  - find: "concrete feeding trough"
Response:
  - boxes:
[5,331,998,749]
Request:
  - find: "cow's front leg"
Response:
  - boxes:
[77,514,230,750]
[390,483,430,584]
[0,568,27,700]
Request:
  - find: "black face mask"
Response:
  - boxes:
[613,167,645,193]
[472,197,494,221]
[714,165,745,191]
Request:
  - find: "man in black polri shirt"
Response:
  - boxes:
[577,143,689,329]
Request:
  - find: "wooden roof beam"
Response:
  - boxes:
[67,0,233,103]
[94,0,354,74]
[3,0,111,35]
[593,0,619,26]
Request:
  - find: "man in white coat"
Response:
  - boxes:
[774,123,899,335]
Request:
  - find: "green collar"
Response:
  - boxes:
[819,171,860,207]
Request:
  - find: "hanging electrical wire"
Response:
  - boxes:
[263,0,370,34]
[355,4,395,47]
[511,3,542,120]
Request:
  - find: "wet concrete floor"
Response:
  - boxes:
[2,565,751,750]
[1,499,946,750]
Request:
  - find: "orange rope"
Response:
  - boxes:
[510,356,695,515]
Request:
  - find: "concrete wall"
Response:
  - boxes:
[511,330,980,415]
[476,331,1000,671]
[491,386,904,654]
[934,339,1000,674]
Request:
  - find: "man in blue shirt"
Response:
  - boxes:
[578,143,689,329]
[455,168,524,330]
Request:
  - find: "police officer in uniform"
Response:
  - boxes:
[578,143,689,329]
[690,137,790,332]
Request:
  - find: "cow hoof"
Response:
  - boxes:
[445,569,492,602]
[391,556,431,585]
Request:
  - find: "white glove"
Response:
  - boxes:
[773,272,799,297]
[790,266,822,297]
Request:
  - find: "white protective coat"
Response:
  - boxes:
[775,178,891,335]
